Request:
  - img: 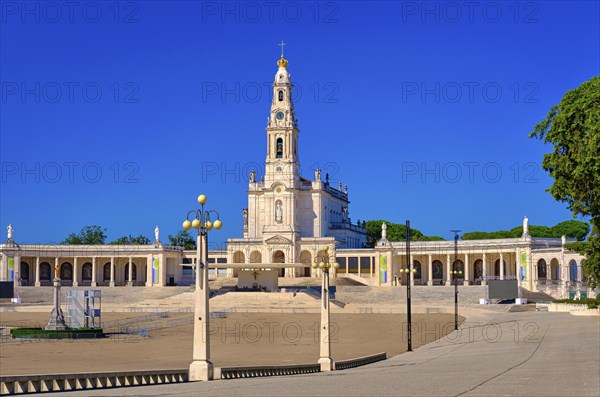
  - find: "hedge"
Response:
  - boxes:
[10,328,105,339]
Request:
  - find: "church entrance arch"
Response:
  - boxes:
[273,250,285,277]
[300,250,312,277]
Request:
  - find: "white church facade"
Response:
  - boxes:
[0,53,591,299]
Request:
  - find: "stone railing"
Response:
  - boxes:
[217,364,320,379]
[334,352,387,370]
[0,369,187,395]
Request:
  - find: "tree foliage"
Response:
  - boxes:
[529,75,600,288]
[109,235,150,245]
[462,220,590,241]
[365,220,445,247]
[168,230,196,250]
[61,226,107,245]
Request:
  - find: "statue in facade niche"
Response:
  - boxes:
[275,202,283,222]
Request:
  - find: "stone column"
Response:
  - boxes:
[387,251,393,286]
[515,247,520,282]
[54,257,60,282]
[91,257,97,287]
[446,254,452,285]
[159,253,166,287]
[127,257,133,286]
[146,254,153,287]
[109,257,115,287]
[464,253,470,286]
[357,256,361,278]
[73,257,79,287]
[35,256,41,286]
[547,262,552,282]
[409,254,415,286]
[14,254,21,286]
[427,254,433,286]
[500,252,505,280]
[0,254,7,281]
[370,256,373,278]
[482,253,487,286]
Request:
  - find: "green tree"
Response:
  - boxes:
[462,221,590,241]
[530,75,600,288]
[61,225,107,245]
[168,230,196,250]
[550,220,590,241]
[364,220,444,247]
[109,235,150,245]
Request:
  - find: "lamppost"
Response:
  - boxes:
[400,220,416,351]
[182,194,223,382]
[311,246,339,371]
[451,230,461,330]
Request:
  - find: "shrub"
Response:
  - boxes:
[10,328,104,339]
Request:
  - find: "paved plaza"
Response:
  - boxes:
[35,311,599,397]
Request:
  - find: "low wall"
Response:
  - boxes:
[334,352,387,370]
[218,364,320,379]
[0,352,389,395]
[0,369,187,395]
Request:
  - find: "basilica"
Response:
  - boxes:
[0,52,591,299]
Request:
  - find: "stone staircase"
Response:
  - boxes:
[335,285,487,305]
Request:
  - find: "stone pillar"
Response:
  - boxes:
[146,254,153,287]
[547,263,552,282]
[464,253,470,286]
[318,269,333,371]
[35,257,41,286]
[14,255,21,286]
[482,253,487,285]
[127,257,133,286]
[0,254,7,281]
[500,252,505,280]
[159,253,166,287]
[387,251,393,286]
[409,254,415,286]
[345,257,349,275]
[446,254,452,284]
[73,257,79,287]
[110,257,115,287]
[357,256,361,278]
[91,257,97,287]
[427,254,433,286]
[515,247,520,282]
[370,256,373,278]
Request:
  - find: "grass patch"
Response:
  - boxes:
[10,328,105,339]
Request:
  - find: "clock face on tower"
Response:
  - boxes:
[276,111,284,120]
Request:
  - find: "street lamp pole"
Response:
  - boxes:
[183,194,223,382]
[399,221,417,351]
[312,246,339,371]
[451,229,461,331]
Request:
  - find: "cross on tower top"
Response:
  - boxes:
[278,40,287,57]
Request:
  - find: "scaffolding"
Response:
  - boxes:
[66,289,102,329]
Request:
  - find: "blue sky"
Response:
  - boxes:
[1,0,599,246]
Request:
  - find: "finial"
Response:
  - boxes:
[279,40,287,57]
[277,40,288,68]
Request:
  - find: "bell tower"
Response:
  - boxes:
[265,42,300,186]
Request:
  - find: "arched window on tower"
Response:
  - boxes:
[276,138,283,158]
[278,90,284,102]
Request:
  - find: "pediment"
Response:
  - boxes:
[265,235,292,245]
